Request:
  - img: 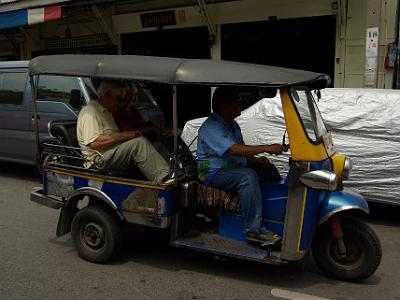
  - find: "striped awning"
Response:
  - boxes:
[0,5,61,30]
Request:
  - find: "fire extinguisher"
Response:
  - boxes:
[384,42,398,70]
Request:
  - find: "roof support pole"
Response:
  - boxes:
[172,84,178,181]
[29,75,40,167]
[172,85,178,159]
[91,5,118,46]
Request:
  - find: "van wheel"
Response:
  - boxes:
[71,205,122,263]
[312,217,381,282]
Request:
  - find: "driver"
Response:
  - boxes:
[196,87,287,244]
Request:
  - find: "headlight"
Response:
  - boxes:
[300,170,337,191]
[342,157,352,180]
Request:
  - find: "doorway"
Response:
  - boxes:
[221,16,336,85]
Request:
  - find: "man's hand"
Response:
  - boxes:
[266,144,286,155]
[124,130,142,139]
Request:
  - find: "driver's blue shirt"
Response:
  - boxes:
[197,112,247,184]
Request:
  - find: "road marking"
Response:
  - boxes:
[271,288,332,300]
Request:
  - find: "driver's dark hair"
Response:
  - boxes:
[212,87,238,112]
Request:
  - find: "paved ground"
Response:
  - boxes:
[1,162,400,300]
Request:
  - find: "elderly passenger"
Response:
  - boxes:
[76,80,171,184]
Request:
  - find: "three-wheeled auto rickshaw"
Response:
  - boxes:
[29,55,381,282]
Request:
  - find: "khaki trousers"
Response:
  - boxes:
[102,136,169,183]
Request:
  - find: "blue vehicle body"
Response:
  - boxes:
[218,187,369,246]
[217,162,370,252]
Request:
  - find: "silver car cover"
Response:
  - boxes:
[181,88,400,205]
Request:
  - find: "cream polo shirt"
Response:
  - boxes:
[77,100,120,166]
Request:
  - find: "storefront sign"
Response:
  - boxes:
[140,10,176,28]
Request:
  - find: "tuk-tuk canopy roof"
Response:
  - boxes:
[29,54,330,88]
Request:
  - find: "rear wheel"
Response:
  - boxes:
[71,205,122,263]
[312,216,381,282]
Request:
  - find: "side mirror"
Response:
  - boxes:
[69,89,82,109]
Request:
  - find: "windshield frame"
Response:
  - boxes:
[289,86,328,145]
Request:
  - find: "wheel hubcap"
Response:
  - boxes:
[328,236,364,270]
[81,222,105,249]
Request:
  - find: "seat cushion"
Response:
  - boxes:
[197,184,240,214]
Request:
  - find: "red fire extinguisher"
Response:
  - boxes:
[384,42,398,70]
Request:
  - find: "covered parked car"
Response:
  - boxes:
[182,88,400,206]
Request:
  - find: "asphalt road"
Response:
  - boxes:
[1,162,400,300]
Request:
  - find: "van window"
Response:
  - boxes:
[0,72,27,105]
[37,75,81,104]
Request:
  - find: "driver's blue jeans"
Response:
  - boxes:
[207,167,262,233]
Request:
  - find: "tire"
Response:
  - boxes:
[289,251,310,272]
[71,205,122,263]
[312,216,382,282]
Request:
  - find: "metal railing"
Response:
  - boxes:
[41,142,105,172]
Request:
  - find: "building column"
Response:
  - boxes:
[334,0,347,88]
[364,0,381,87]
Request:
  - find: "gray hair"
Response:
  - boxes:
[97,80,127,98]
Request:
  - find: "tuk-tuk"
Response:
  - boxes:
[29,55,381,283]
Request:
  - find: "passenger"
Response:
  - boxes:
[76,79,172,184]
[196,87,287,244]
[113,81,174,163]
[113,82,166,136]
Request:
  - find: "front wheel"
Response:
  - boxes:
[71,205,122,263]
[312,216,382,282]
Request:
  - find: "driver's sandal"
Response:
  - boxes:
[246,228,281,246]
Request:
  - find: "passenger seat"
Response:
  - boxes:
[44,120,82,168]
[48,120,79,147]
